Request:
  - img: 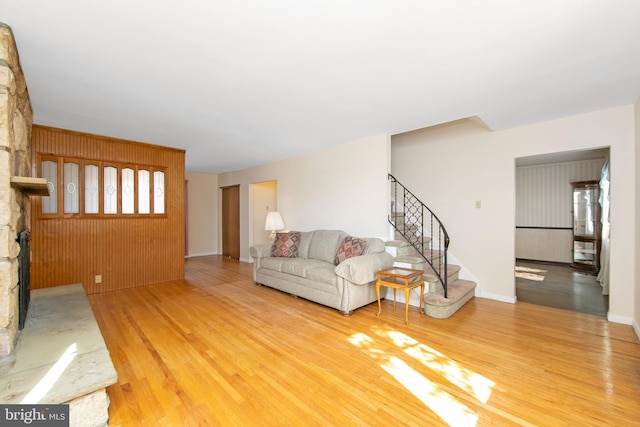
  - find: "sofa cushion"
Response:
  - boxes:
[361,237,385,254]
[271,231,301,257]
[260,257,329,277]
[305,264,338,286]
[334,236,366,265]
[296,231,315,259]
[308,230,348,264]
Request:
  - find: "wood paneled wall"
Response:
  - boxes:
[30,125,185,294]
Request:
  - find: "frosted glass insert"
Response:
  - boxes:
[63,162,80,214]
[138,170,150,214]
[122,168,135,214]
[153,171,165,214]
[85,165,99,214]
[41,160,58,214]
[104,166,118,214]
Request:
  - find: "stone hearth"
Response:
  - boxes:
[0,284,118,426]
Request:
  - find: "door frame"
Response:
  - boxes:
[221,185,240,259]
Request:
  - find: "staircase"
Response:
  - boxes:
[387,174,476,319]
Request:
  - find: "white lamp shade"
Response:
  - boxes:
[265,211,285,231]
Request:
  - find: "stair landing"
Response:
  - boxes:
[423,279,476,319]
[386,239,476,319]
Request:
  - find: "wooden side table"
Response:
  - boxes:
[376,267,424,325]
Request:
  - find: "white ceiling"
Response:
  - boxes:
[2,1,640,173]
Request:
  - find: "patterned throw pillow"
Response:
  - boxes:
[271,231,301,258]
[334,236,366,265]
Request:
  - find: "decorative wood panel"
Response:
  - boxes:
[30,125,185,294]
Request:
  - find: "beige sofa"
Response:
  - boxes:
[250,230,394,315]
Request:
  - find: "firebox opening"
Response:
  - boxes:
[17,229,30,330]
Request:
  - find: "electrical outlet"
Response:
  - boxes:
[95,275,102,284]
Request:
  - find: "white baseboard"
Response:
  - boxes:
[239,257,252,263]
[479,292,517,304]
[607,312,633,325]
[633,320,640,341]
[184,252,218,258]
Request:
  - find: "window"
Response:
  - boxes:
[104,166,118,215]
[63,161,80,214]
[41,159,58,214]
[85,164,99,214]
[122,167,135,214]
[37,155,167,219]
[154,171,165,214]
[138,169,150,214]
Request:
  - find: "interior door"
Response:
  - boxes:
[222,185,240,259]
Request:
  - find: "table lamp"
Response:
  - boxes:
[265,211,285,239]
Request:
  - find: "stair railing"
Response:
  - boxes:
[388,174,450,298]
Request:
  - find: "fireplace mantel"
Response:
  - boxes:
[9,176,49,196]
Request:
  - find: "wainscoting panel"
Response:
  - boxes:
[30,126,186,293]
[515,228,573,263]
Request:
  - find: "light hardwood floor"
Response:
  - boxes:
[88,256,640,426]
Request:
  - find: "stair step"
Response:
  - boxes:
[386,241,459,287]
[389,211,405,219]
[386,238,432,257]
[394,256,426,271]
[424,264,460,290]
[385,240,417,257]
[423,279,476,319]
[388,237,446,260]
[385,239,409,249]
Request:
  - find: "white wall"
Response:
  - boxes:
[635,98,640,338]
[185,172,219,257]
[391,106,636,323]
[219,134,391,262]
[251,181,278,247]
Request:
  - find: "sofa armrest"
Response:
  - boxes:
[250,244,272,259]
[334,252,395,285]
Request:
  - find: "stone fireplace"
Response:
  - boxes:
[0,22,33,362]
[0,24,118,426]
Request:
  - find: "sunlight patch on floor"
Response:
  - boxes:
[373,327,495,404]
[348,332,480,427]
[21,343,78,403]
[515,266,547,282]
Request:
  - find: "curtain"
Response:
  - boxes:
[597,160,610,295]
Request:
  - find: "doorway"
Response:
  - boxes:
[514,148,610,316]
[250,181,278,248]
[221,185,240,259]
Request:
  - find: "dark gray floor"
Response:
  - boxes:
[515,260,609,317]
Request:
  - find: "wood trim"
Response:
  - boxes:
[184,180,188,256]
[33,124,186,154]
[515,226,573,230]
